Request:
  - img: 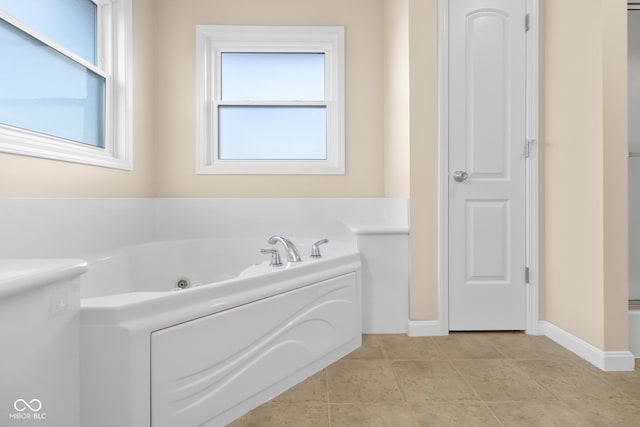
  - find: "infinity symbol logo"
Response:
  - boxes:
[13,399,42,412]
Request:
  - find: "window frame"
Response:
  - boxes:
[0,0,132,170]
[196,25,345,174]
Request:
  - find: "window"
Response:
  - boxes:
[0,0,132,169]
[196,25,345,174]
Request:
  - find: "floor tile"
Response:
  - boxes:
[242,334,640,425]
[483,332,579,360]
[225,414,248,427]
[330,403,417,427]
[599,372,640,399]
[246,403,329,427]
[410,401,500,427]
[378,334,443,361]
[271,370,327,403]
[452,359,556,401]
[515,360,625,400]
[391,361,477,401]
[514,358,599,377]
[327,359,404,403]
[564,399,640,427]
[591,359,640,399]
[343,334,386,360]
[487,400,588,427]
[431,332,505,359]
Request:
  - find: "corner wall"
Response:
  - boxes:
[383,0,410,199]
[382,0,439,321]
[601,0,629,351]
[542,0,628,351]
[408,0,439,320]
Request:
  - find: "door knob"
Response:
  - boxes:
[452,170,469,182]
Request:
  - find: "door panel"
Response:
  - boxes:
[449,0,527,330]
[467,11,510,180]
[466,199,510,282]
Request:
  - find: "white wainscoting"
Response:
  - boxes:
[347,223,409,333]
[0,198,407,258]
[0,197,409,334]
[629,308,640,358]
[0,198,156,258]
[154,198,407,243]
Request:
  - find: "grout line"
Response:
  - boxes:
[447,359,506,427]
[387,359,408,403]
[404,400,420,427]
[387,359,409,403]
[483,401,506,427]
[429,333,446,352]
[484,336,512,360]
[378,334,390,361]
[448,359,485,403]
[367,336,407,404]
[506,359,566,401]
[382,336,413,402]
[516,359,634,401]
[325,368,332,426]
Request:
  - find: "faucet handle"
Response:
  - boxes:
[260,248,283,267]
[310,239,329,258]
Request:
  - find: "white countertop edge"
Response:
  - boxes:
[0,259,89,299]
[344,222,410,235]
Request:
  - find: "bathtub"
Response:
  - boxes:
[80,238,362,427]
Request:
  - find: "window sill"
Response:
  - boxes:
[0,124,132,170]
[196,158,344,175]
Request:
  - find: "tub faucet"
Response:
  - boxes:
[268,235,302,262]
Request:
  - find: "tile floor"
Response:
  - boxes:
[227,332,640,426]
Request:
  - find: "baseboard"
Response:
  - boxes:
[539,320,635,371]
[407,320,448,336]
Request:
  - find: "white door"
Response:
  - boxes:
[449,0,527,330]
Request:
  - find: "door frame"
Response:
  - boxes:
[437,0,540,334]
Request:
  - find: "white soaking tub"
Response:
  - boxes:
[80,238,361,427]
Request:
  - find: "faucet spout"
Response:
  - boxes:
[268,235,302,262]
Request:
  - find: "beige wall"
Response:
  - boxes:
[383,0,410,199]
[408,0,439,320]
[0,0,156,197]
[602,0,630,351]
[542,0,628,350]
[381,0,438,320]
[153,0,385,197]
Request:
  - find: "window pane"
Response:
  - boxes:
[0,0,96,64]
[221,53,324,101]
[218,106,327,160]
[0,19,105,148]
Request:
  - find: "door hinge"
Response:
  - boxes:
[525,13,530,31]
[525,267,530,284]
[525,139,535,158]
